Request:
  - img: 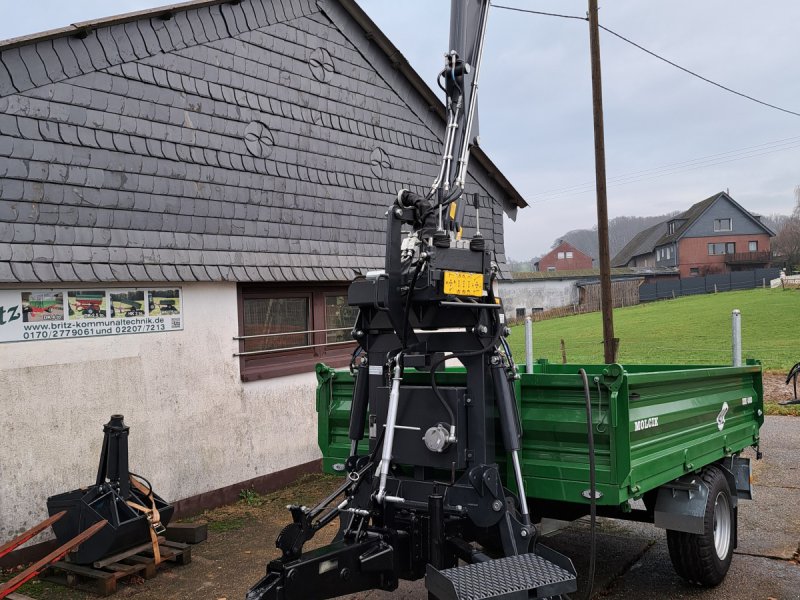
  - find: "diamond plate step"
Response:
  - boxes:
[426,548,577,600]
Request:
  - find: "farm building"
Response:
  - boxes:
[0,0,525,550]
[534,240,593,272]
[613,191,775,277]
[498,269,657,320]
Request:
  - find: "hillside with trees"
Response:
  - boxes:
[772,187,800,269]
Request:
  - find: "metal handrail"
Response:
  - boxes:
[234,339,355,357]
[233,327,352,341]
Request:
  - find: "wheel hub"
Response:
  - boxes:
[712,491,731,560]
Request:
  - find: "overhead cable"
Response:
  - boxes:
[490,3,800,119]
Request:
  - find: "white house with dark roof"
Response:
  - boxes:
[0,0,526,550]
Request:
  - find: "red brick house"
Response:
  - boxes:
[535,241,593,272]
[613,192,774,277]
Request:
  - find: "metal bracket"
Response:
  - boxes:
[653,474,709,534]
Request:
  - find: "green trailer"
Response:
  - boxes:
[316,359,763,585]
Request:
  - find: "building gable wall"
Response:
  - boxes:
[536,241,593,272]
[0,0,512,285]
[682,196,767,238]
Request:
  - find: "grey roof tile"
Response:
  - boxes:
[2,48,34,90]
[188,264,207,279]
[174,264,196,280]
[107,263,131,281]
[90,263,113,280]
[160,264,179,280]
[203,264,221,280]
[52,245,73,263]
[144,264,167,280]
[51,262,75,281]
[31,244,54,261]
[137,20,164,55]
[124,22,149,59]
[11,244,33,262]
[0,261,16,281]
[95,28,122,65]
[126,264,147,280]
[12,261,40,281]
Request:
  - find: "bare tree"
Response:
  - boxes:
[772,186,800,270]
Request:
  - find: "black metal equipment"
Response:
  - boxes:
[46,415,173,565]
[246,1,577,597]
[779,361,800,405]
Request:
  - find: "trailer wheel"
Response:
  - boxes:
[666,465,734,587]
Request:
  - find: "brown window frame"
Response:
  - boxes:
[237,283,357,382]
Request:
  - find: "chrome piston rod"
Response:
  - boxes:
[376,356,404,504]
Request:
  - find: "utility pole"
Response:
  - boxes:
[588,0,617,364]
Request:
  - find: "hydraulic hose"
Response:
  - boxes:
[402,258,426,348]
[578,368,597,600]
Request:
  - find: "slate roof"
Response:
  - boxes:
[653,194,718,246]
[611,220,668,267]
[0,0,522,284]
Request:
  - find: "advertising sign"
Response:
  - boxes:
[0,288,183,343]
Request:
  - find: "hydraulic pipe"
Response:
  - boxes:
[491,360,531,523]
[490,361,521,452]
[376,356,403,503]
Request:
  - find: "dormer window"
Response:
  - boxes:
[714,218,732,232]
[668,222,675,234]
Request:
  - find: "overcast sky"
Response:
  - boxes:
[2,1,799,260]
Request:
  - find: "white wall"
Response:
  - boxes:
[0,282,321,540]
[499,279,579,317]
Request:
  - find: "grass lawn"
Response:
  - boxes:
[507,288,798,373]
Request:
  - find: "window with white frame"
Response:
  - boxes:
[749,240,758,252]
[557,252,565,259]
[708,242,734,255]
[714,218,732,232]
[566,251,573,259]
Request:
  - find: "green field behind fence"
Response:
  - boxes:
[507,288,798,372]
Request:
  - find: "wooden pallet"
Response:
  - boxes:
[41,539,191,597]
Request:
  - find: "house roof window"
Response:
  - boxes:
[714,218,732,232]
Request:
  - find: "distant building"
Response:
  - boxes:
[613,192,774,277]
[611,220,669,269]
[534,241,593,272]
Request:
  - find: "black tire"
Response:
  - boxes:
[666,465,734,587]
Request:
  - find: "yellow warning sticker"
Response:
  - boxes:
[443,271,484,297]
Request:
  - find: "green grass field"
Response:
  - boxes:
[507,288,798,373]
